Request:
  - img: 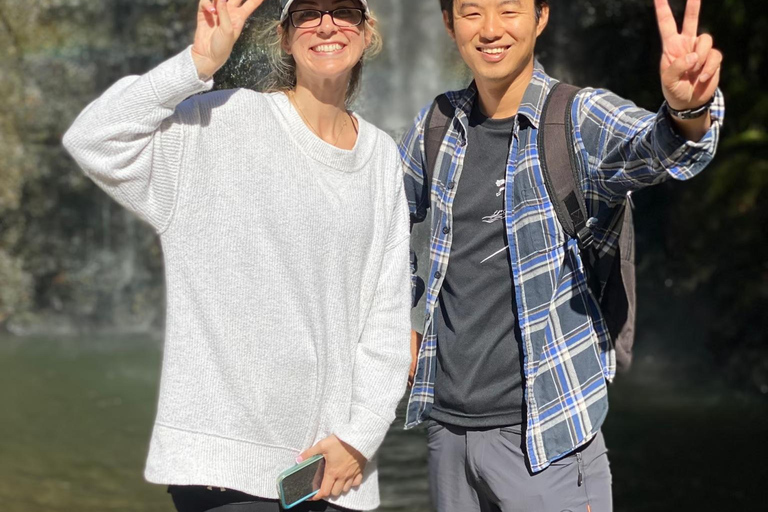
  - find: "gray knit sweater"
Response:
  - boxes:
[63,47,411,511]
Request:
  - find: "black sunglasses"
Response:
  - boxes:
[289,8,365,29]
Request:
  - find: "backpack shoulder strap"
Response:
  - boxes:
[538,82,593,247]
[410,94,453,333]
[420,94,454,212]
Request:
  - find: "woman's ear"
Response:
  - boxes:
[279,24,292,55]
[364,18,374,49]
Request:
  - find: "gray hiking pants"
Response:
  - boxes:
[427,421,612,512]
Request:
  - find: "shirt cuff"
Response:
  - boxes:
[654,88,725,181]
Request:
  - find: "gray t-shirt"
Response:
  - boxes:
[431,100,524,428]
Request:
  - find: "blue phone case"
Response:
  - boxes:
[276,454,325,509]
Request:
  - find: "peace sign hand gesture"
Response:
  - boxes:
[191,0,265,79]
[655,0,722,112]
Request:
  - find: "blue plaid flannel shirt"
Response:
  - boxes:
[399,62,724,472]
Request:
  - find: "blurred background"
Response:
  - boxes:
[1,0,766,510]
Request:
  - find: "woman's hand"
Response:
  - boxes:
[408,329,422,388]
[191,0,264,79]
[299,435,366,501]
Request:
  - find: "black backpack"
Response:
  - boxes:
[411,83,637,373]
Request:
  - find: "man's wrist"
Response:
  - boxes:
[666,97,715,121]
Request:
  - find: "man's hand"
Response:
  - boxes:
[408,330,423,388]
[654,0,721,140]
[191,0,264,79]
[299,435,366,501]
[656,0,721,110]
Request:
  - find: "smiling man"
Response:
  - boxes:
[400,1,724,511]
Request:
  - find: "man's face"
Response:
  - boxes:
[445,0,548,86]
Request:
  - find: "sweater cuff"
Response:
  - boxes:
[147,46,214,109]
[332,405,393,461]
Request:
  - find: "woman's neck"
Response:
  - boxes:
[290,74,356,149]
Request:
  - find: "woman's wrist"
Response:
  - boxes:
[190,48,219,81]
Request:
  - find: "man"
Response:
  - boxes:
[399,0,723,510]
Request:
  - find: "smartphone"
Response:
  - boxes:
[276,454,325,509]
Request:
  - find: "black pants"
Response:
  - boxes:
[168,486,355,512]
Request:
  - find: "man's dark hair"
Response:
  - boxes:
[439,0,548,29]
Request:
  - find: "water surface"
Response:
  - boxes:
[1,336,765,511]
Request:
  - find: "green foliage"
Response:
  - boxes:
[0,250,31,323]
[535,0,768,392]
[0,0,200,331]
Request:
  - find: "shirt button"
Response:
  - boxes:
[442,226,451,234]
[447,181,456,190]
[434,271,442,279]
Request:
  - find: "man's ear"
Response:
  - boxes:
[536,4,550,36]
[279,24,292,55]
[442,10,456,41]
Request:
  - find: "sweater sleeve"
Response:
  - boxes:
[332,174,412,461]
[62,46,213,232]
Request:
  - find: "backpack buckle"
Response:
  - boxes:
[577,218,598,248]
[577,226,594,248]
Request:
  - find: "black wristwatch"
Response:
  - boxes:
[666,97,714,121]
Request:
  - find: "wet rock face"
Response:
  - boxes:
[3,0,768,398]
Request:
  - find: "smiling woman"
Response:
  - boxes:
[262,0,382,105]
[60,0,412,511]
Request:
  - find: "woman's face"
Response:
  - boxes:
[283,0,371,84]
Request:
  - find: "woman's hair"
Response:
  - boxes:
[260,10,383,106]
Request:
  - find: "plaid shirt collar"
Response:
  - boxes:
[453,61,552,132]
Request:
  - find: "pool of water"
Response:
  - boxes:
[1,336,766,511]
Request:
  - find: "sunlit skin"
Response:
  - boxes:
[188,0,369,500]
[280,0,372,149]
[191,0,372,149]
[409,0,723,383]
[653,0,722,140]
[284,0,371,92]
[439,0,720,136]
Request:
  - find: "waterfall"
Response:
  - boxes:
[358,0,466,135]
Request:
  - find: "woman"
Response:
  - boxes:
[63,1,411,511]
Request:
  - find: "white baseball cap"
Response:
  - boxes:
[279,0,369,22]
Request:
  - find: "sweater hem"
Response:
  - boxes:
[144,423,380,511]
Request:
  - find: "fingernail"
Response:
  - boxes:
[686,53,697,65]
[295,456,303,463]
[699,73,710,82]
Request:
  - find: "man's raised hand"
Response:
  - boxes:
[191,0,265,79]
[655,0,722,112]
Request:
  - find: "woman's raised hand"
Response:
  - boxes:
[191,0,265,79]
